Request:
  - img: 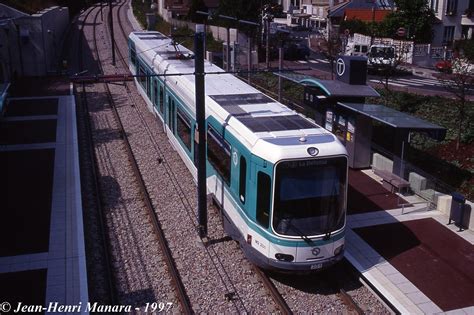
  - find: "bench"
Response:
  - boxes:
[373,168,410,194]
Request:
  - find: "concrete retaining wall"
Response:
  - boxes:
[0,5,69,77]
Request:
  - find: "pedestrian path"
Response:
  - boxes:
[345,170,474,314]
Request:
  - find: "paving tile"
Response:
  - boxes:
[396,282,420,294]
[46,284,66,304]
[386,273,409,285]
[9,262,30,272]
[377,262,398,276]
[406,291,431,305]
[28,252,49,262]
[28,260,48,270]
[47,274,66,286]
[444,309,468,315]
[404,304,424,314]
[417,302,443,314]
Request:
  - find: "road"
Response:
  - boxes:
[282,51,473,99]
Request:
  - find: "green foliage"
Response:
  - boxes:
[187,0,208,23]
[377,0,435,43]
[339,19,371,36]
[456,39,474,62]
[131,0,150,29]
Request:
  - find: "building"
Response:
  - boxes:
[431,0,473,46]
[158,0,220,20]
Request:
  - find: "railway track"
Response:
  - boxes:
[74,5,116,305]
[87,4,191,312]
[72,1,392,313]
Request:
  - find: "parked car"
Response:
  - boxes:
[435,60,452,73]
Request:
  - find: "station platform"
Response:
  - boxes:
[345,169,474,314]
[0,85,88,312]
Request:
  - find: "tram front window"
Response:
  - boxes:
[273,157,347,237]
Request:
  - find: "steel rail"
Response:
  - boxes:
[253,267,293,315]
[93,2,193,312]
[76,4,118,305]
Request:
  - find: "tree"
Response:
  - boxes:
[438,57,474,150]
[187,0,208,23]
[378,0,435,43]
[456,39,474,62]
[318,33,342,79]
[339,19,371,36]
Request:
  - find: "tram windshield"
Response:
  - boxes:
[273,157,347,237]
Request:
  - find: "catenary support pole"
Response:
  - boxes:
[247,36,251,83]
[226,26,230,71]
[278,46,283,101]
[195,24,207,238]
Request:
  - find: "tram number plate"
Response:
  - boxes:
[310,263,323,270]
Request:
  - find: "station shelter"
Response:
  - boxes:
[276,55,446,176]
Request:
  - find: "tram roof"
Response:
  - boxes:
[129,31,347,161]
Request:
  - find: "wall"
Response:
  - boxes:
[431,0,470,46]
[0,4,69,77]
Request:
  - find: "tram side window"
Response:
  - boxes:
[239,156,247,204]
[130,48,137,67]
[138,64,147,91]
[256,172,270,228]
[159,85,164,113]
[153,80,158,106]
[207,127,231,185]
[146,76,151,99]
[177,108,191,151]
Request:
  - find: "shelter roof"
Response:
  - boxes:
[337,102,446,140]
[274,72,380,98]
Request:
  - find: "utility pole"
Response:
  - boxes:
[265,16,270,68]
[219,15,237,72]
[195,24,207,238]
[109,0,115,65]
[278,45,283,101]
[247,36,252,83]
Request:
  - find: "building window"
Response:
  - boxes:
[256,172,271,228]
[430,0,439,12]
[207,126,231,185]
[177,108,191,151]
[446,0,458,15]
[239,156,247,204]
[443,26,455,44]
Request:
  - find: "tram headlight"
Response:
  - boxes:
[334,244,344,256]
[307,147,319,156]
[275,253,294,262]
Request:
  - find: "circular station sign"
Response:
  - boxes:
[397,27,406,37]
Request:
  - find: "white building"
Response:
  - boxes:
[430,0,473,46]
[279,0,338,29]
